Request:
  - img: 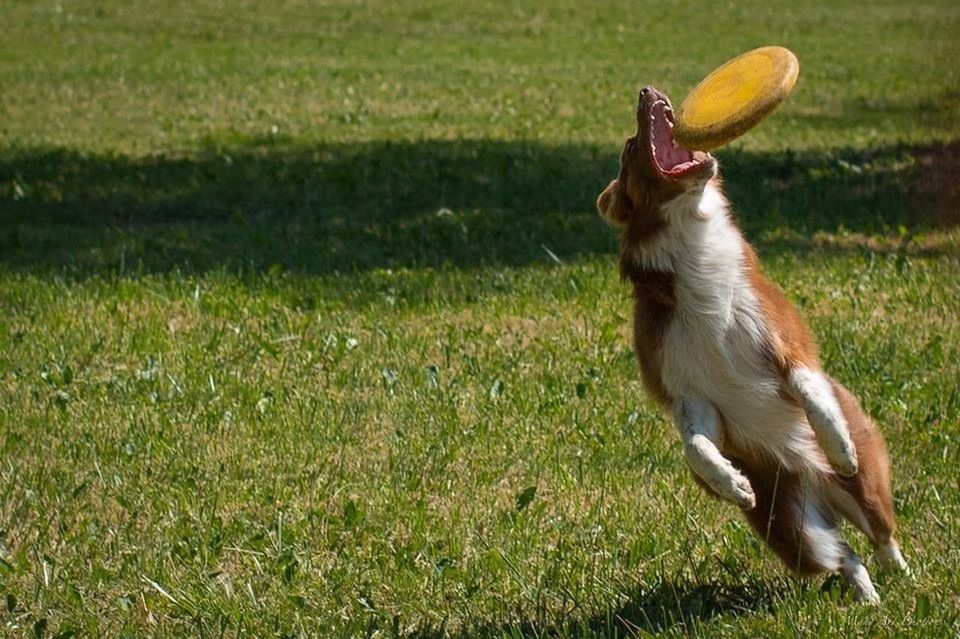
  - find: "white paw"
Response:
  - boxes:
[843,556,880,605]
[828,442,859,477]
[729,473,756,510]
[876,542,911,576]
[853,583,881,605]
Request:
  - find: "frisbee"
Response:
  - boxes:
[673,46,799,151]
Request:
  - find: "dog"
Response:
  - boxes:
[596,86,909,603]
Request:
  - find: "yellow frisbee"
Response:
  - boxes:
[673,46,799,151]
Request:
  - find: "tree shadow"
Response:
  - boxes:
[1,138,956,278]
[720,139,959,254]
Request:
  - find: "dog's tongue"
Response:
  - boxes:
[650,100,700,175]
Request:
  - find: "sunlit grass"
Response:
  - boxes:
[1,0,958,636]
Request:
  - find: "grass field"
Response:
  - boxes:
[2,0,959,636]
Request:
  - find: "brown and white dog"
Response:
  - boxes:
[597,87,909,603]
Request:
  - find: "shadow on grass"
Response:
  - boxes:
[0,138,956,278]
[408,577,783,638]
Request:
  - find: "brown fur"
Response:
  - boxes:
[598,172,895,574]
[595,130,687,410]
[743,241,821,375]
[732,376,896,575]
[714,252,896,574]
[627,269,676,407]
[598,90,901,586]
[737,463,837,575]
[830,378,897,545]
[745,245,896,562]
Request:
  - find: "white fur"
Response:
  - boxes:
[798,495,846,572]
[825,481,875,541]
[841,555,880,604]
[788,367,858,476]
[674,397,755,509]
[876,539,911,574]
[629,177,903,603]
[652,183,830,474]
[797,492,881,602]
[824,483,911,576]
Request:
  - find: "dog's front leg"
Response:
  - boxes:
[673,398,756,510]
[785,368,858,476]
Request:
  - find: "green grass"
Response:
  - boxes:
[2,0,959,637]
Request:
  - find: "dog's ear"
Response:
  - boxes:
[597,179,630,226]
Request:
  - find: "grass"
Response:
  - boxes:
[1,0,959,636]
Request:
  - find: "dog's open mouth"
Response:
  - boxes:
[643,90,711,179]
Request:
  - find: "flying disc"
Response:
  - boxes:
[673,46,799,151]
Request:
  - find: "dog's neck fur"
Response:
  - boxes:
[620,178,739,282]
[618,178,768,408]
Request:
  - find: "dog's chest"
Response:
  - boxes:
[655,278,815,465]
[658,274,779,408]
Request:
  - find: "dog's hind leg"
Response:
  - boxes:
[741,467,881,603]
[839,553,881,604]
[824,479,909,576]
[827,378,910,575]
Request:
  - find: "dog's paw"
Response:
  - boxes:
[842,556,881,605]
[876,541,911,576]
[827,444,859,477]
[852,583,881,605]
[729,474,756,510]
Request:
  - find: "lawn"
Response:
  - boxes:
[2,0,959,637]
